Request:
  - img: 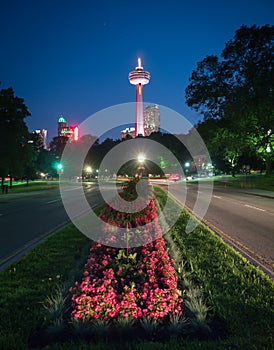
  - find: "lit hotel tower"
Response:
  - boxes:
[129,58,150,137]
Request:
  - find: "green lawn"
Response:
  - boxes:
[210,173,274,191]
[0,186,273,349]
[0,226,90,349]
[2,180,59,193]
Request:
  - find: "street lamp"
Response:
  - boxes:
[86,165,92,178]
[138,154,145,164]
[56,163,64,179]
[137,154,145,178]
[185,162,190,175]
[57,163,63,173]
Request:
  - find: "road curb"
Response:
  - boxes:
[0,220,71,272]
[164,187,274,280]
[239,191,274,199]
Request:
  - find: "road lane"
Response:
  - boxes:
[159,182,274,277]
[203,191,274,265]
[0,182,106,270]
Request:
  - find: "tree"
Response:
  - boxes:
[0,87,31,186]
[186,25,274,175]
[49,136,69,159]
[147,132,191,172]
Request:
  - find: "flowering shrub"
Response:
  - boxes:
[99,195,162,246]
[70,180,183,322]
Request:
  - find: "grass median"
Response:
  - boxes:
[0,186,273,349]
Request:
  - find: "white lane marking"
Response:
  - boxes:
[46,199,61,204]
[62,186,82,192]
[244,204,265,212]
[213,195,222,199]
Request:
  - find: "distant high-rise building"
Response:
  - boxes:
[57,115,79,142]
[144,105,160,136]
[121,127,135,140]
[34,129,48,149]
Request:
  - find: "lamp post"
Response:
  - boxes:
[56,163,63,181]
[57,163,63,174]
[185,162,190,175]
[266,143,272,176]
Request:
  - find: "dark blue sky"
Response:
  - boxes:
[1,0,273,142]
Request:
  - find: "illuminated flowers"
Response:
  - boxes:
[70,182,183,322]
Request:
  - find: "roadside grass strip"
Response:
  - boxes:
[0,226,90,349]
[1,181,59,193]
[212,174,274,191]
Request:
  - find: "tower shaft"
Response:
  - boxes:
[135,83,145,137]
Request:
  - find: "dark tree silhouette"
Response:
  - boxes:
[0,87,31,186]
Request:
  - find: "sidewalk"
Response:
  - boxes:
[239,188,274,199]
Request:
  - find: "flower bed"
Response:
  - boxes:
[70,181,183,323]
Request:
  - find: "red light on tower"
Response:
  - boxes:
[129,58,150,137]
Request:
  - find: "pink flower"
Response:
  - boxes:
[70,187,183,323]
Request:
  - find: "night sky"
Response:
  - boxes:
[1,0,273,143]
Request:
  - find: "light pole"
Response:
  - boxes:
[266,142,272,176]
[185,162,190,176]
[56,163,63,180]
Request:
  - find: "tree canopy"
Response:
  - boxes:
[0,87,33,185]
[186,25,274,175]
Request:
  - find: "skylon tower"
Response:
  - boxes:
[129,58,150,137]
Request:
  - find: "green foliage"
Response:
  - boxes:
[186,25,274,174]
[212,173,274,190]
[71,317,93,338]
[154,187,273,347]
[91,319,110,339]
[3,181,59,193]
[42,285,68,324]
[168,211,273,343]
[0,226,90,348]
[168,313,189,338]
[115,316,135,330]
[140,317,158,338]
[0,87,32,183]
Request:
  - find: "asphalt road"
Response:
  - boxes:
[0,182,106,270]
[1,180,273,278]
[158,181,274,278]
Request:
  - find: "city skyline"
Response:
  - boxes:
[1,0,273,142]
